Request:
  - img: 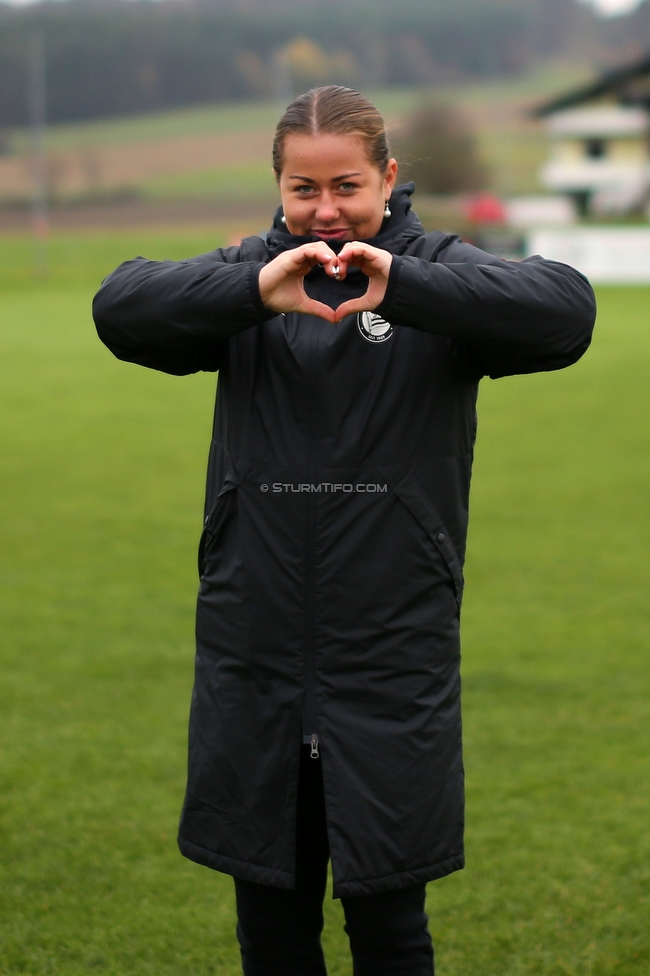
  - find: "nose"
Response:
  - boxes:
[315,192,340,224]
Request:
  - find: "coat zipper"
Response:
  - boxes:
[302,316,320,753]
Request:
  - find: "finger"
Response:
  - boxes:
[338,241,372,264]
[332,296,379,323]
[297,297,337,323]
[297,243,339,268]
[338,242,391,277]
[325,256,348,280]
[281,248,333,281]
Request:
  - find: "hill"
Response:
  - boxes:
[0,63,593,231]
[0,62,588,226]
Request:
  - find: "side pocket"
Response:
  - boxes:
[377,468,464,609]
[197,483,238,580]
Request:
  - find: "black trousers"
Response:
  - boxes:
[234,746,434,976]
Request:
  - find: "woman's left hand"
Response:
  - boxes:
[332,242,393,323]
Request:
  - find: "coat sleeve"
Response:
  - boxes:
[376,237,596,379]
[92,245,272,375]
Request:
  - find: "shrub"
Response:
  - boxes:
[396,103,488,194]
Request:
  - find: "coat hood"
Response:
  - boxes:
[266,182,426,259]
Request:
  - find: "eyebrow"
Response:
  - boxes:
[288,172,362,183]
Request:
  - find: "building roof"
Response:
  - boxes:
[546,106,649,137]
[533,52,650,118]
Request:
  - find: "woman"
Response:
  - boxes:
[93,86,596,975]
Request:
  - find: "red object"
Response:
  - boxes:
[464,194,505,224]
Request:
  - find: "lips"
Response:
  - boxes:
[313,228,350,240]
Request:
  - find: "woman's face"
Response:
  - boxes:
[278,132,398,241]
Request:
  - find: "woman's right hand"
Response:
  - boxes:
[258,243,342,323]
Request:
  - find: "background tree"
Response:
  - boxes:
[396,103,488,194]
[0,0,609,127]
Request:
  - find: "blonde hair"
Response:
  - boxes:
[272,86,391,179]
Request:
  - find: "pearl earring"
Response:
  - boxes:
[281,215,287,224]
[383,202,391,218]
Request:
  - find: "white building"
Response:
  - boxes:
[534,54,650,216]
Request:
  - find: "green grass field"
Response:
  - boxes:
[0,230,648,975]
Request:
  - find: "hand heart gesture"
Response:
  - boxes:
[258,241,393,324]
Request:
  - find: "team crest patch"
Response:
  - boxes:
[357,311,394,343]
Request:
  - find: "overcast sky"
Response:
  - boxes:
[0,0,646,12]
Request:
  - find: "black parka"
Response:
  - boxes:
[93,185,596,898]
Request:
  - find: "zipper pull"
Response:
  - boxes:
[310,733,320,760]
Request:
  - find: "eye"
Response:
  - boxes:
[294,184,314,195]
[338,182,358,192]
